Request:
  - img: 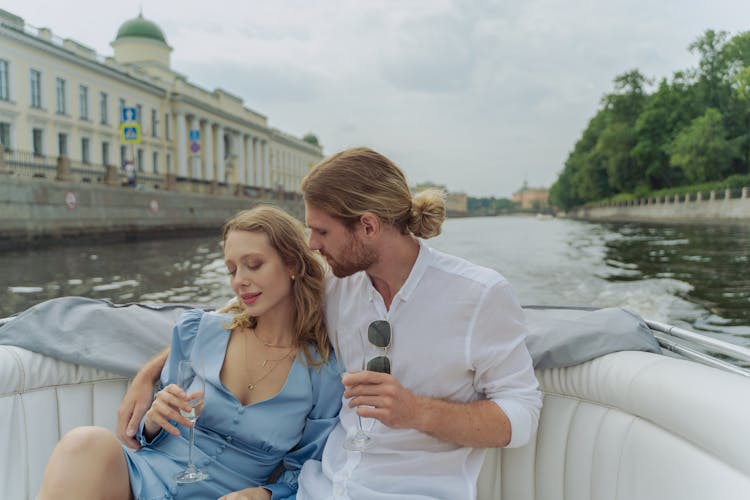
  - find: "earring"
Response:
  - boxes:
[291,274,296,281]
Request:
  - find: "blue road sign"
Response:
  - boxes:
[121,107,137,123]
[189,129,200,142]
[123,126,138,140]
[120,123,142,144]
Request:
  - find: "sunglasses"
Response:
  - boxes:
[366,320,392,374]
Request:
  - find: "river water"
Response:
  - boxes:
[2,216,749,347]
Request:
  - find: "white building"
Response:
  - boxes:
[0,8,322,193]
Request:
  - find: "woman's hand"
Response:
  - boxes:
[218,487,272,500]
[143,383,194,439]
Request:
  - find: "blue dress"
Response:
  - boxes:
[123,309,343,500]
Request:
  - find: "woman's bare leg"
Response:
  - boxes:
[38,426,133,500]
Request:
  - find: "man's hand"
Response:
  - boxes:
[342,370,512,448]
[117,348,170,448]
[218,487,272,500]
[342,371,424,429]
[117,376,158,449]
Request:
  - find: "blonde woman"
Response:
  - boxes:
[39,205,342,500]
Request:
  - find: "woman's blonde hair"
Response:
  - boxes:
[217,205,329,365]
[301,147,446,238]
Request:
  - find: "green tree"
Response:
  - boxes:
[594,70,650,192]
[632,76,696,188]
[689,30,732,111]
[668,108,737,182]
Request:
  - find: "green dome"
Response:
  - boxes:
[115,14,167,43]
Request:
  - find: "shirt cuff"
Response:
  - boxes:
[136,417,167,448]
[493,398,534,448]
[264,482,293,499]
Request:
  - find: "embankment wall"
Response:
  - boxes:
[569,189,750,224]
[0,177,303,249]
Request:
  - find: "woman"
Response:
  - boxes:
[38,205,343,500]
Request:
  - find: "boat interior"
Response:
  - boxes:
[1,309,749,499]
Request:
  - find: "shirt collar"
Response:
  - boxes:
[366,238,431,304]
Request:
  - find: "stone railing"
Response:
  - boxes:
[569,186,750,223]
[0,146,282,200]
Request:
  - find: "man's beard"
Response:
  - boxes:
[324,235,377,278]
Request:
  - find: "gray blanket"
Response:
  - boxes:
[0,297,660,376]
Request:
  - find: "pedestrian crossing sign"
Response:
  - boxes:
[120,123,142,144]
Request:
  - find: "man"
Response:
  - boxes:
[118,147,542,499]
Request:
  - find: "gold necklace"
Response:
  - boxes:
[243,329,295,391]
[252,328,295,349]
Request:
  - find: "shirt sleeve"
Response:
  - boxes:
[264,351,344,499]
[135,308,205,447]
[470,280,542,448]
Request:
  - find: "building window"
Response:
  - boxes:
[58,133,68,156]
[79,85,89,120]
[55,77,66,115]
[102,141,110,166]
[81,137,90,164]
[0,60,9,101]
[166,153,172,173]
[164,112,171,140]
[136,148,144,172]
[120,145,127,167]
[0,122,11,150]
[30,69,42,109]
[136,104,142,125]
[32,128,43,156]
[118,98,125,122]
[100,92,108,125]
[152,151,159,173]
[151,109,159,138]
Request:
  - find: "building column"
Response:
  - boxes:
[251,137,259,186]
[236,133,245,186]
[202,120,214,181]
[259,140,267,189]
[250,135,255,186]
[267,144,274,189]
[216,125,225,183]
[176,112,187,177]
[190,115,201,179]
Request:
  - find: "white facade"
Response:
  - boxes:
[0,9,323,192]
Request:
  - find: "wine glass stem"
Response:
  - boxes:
[187,424,195,467]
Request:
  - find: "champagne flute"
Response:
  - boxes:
[342,327,380,451]
[174,360,209,483]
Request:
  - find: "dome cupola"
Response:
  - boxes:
[115,14,168,44]
[111,12,172,69]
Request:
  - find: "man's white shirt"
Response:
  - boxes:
[298,240,542,500]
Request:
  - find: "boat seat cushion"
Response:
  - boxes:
[478,350,750,499]
[0,298,660,377]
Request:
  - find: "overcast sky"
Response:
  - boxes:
[4,0,750,197]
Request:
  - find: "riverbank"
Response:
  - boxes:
[0,176,303,250]
[566,187,750,224]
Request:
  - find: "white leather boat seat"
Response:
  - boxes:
[2,344,749,499]
[478,350,750,499]
[0,345,129,500]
